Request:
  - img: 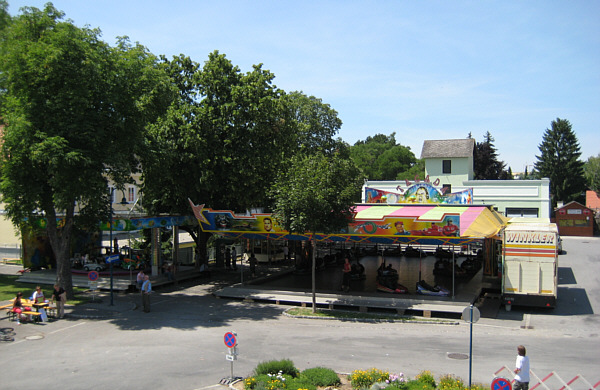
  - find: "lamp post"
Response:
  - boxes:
[109,187,128,306]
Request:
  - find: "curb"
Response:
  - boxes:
[282,310,459,325]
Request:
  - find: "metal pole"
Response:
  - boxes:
[469,304,473,389]
[109,188,114,306]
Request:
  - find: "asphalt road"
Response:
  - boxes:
[1,235,599,390]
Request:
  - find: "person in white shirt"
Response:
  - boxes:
[141,275,152,313]
[32,286,45,303]
[514,345,530,390]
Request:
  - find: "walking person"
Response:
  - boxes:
[51,284,66,319]
[341,257,351,292]
[514,345,530,390]
[141,275,152,313]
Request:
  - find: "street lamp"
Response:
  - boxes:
[109,187,128,306]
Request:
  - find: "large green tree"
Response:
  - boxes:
[0,4,171,296]
[142,51,296,262]
[142,54,351,262]
[584,154,600,194]
[271,153,364,311]
[349,133,417,180]
[472,131,511,180]
[535,118,586,205]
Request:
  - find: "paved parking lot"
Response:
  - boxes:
[1,236,599,390]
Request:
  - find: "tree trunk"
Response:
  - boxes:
[44,203,75,299]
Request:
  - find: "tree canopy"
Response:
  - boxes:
[584,154,600,194]
[534,118,586,205]
[349,133,418,180]
[0,4,171,295]
[270,152,364,311]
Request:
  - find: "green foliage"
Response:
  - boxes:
[299,367,340,387]
[349,368,389,389]
[473,131,510,180]
[254,359,299,378]
[438,374,465,389]
[0,3,171,296]
[271,153,365,235]
[283,91,343,157]
[535,118,586,205]
[349,133,418,180]
[414,371,436,388]
[584,154,600,193]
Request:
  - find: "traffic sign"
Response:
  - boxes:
[105,254,120,264]
[462,305,481,323]
[491,377,512,390]
[224,332,237,348]
[88,271,99,281]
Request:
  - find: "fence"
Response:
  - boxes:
[494,365,599,390]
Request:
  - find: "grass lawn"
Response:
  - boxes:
[0,274,89,305]
[285,307,458,324]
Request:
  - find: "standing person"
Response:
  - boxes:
[249,252,257,277]
[141,275,152,313]
[514,345,530,390]
[283,245,289,261]
[51,284,66,319]
[225,247,231,269]
[136,269,145,291]
[231,246,237,270]
[341,257,351,292]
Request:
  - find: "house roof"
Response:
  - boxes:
[421,138,475,159]
[586,190,600,210]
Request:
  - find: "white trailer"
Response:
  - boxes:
[501,222,559,310]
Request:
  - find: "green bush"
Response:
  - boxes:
[414,371,436,388]
[254,359,299,378]
[438,374,465,389]
[286,377,317,390]
[299,367,340,387]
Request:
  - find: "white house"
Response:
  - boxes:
[362,139,551,218]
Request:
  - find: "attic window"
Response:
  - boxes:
[442,160,452,174]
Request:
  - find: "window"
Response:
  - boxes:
[128,187,135,203]
[442,160,451,174]
[442,184,451,194]
[505,208,539,218]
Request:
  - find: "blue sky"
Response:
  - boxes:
[8,1,600,172]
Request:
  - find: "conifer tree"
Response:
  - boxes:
[535,118,586,204]
[473,131,509,180]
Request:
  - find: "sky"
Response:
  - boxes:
[7,1,600,173]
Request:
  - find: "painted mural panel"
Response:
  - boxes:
[365,183,473,205]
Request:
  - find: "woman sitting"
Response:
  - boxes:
[12,292,32,324]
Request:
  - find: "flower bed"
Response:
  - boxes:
[235,360,488,390]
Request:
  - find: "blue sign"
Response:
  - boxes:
[224,332,237,348]
[105,254,120,264]
[491,377,512,390]
[88,271,99,281]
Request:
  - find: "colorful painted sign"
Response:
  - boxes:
[28,215,196,232]
[189,199,507,245]
[365,183,473,205]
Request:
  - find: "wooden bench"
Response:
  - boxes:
[2,258,22,265]
[4,308,16,321]
[21,311,42,322]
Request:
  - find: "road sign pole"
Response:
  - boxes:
[469,304,473,389]
[110,262,114,306]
